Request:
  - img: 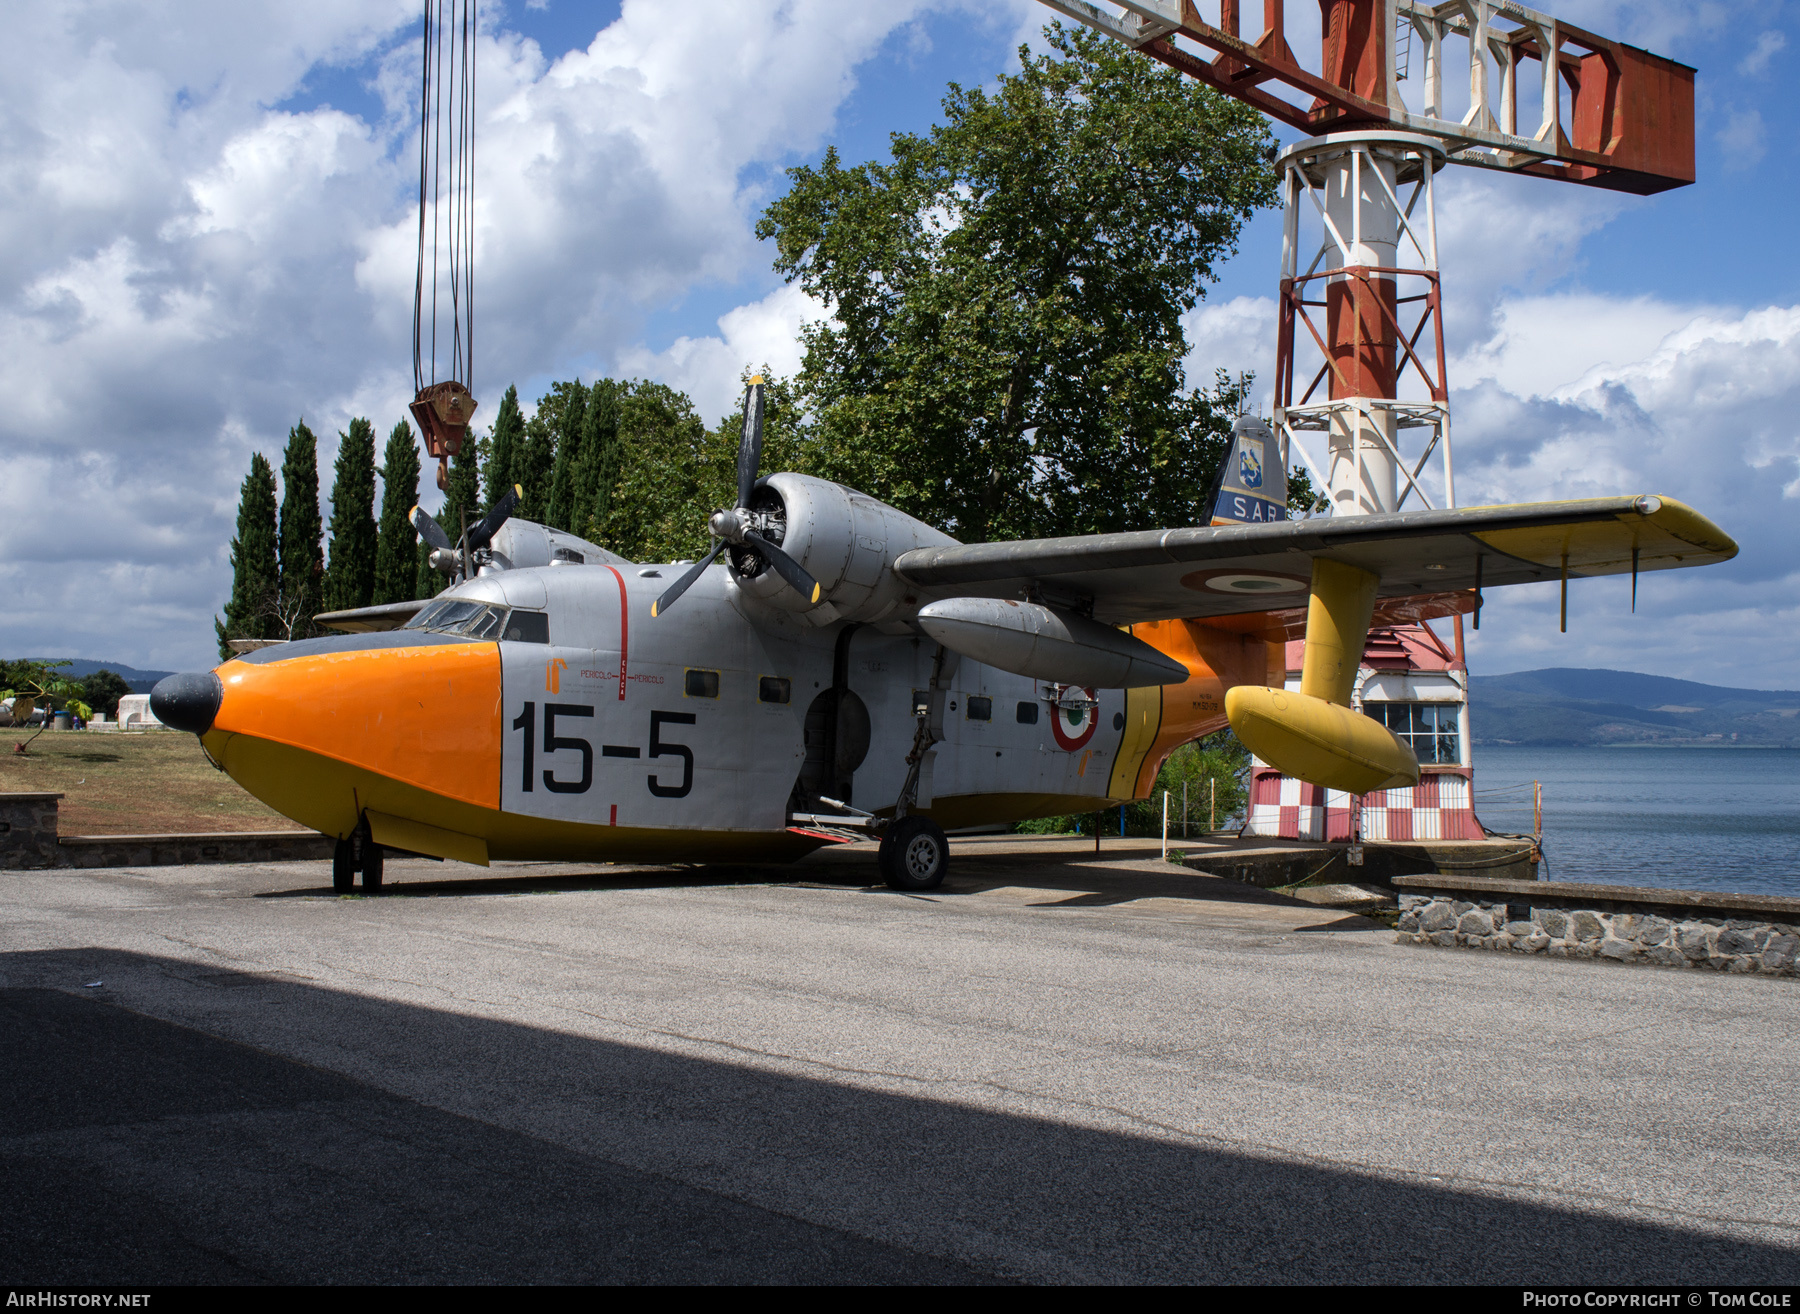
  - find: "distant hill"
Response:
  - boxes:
[21,659,175,694]
[1470,668,1800,746]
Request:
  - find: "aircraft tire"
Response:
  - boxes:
[361,843,384,895]
[880,816,948,892]
[332,839,355,894]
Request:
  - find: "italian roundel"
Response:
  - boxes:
[1050,687,1099,751]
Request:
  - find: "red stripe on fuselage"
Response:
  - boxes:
[602,564,629,701]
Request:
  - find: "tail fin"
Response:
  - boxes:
[1206,414,1288,527]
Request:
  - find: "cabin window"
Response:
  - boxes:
[1364,701,1461,764]
[685,669,720,698]
[407,599,512,640]
[759,676,791,705]
[1016,700,1039,725]
[504,611,549,644]
[966,696,992,722]
[911,689,929,717]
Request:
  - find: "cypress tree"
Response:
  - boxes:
[546,380,589,532]
[415,537,439,601]
[374,420,421,606]
[516,409,555,523]
[575,379,622,543]
[441,437,483,545]
[214,452,279,661]
[322,418,378,613]
[278,420,324,640]
[484,384,524,513]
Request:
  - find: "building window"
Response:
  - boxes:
[684,669,719,698]
[759,676,791,705]
[966,696,992,721]
[1016,700,1039,725]
[1365,701,1461,764]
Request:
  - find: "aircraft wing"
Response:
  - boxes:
[315,601,427,634]
[892,495,1736,626]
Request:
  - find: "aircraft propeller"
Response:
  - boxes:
[412,483,523,578]
[651,378,821,618]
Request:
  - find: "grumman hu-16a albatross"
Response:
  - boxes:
[151,380,1736,893]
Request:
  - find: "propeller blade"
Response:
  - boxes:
[744,530,822,606]
[650,540,727,618]
[467,483,522,551]
[410,505,453,552]
[736,377,765,510]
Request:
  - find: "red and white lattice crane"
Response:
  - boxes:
[1037,0,1693,518]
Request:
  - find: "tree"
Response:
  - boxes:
[440,436,484,545]
[215,452,281,660]
[374,421,423,605]
[545,380,590,532]
[278,421,324,640]
[322,417,378,613]
[484,384,524,513]
[514,401,556,525]
[573,379,622,543]
[80,669,132,719]
[756,22,1278,542]
[595,381,715,563]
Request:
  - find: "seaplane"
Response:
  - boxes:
[150,378,1737,893]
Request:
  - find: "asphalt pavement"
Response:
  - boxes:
[2,835,1796,1284]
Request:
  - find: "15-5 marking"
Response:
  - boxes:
[511,702,695,799]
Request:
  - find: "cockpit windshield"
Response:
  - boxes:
[405,599,509,639]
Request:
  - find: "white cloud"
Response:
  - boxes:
[1738,28,1787,75]
[1451,294,1710,398]
[0,0,988,670]
[1717,108,1769,170]
[1182,295,1278,407]
[617,283,824,425]
[1456,306,1800,687]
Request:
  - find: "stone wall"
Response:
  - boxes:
[2,790,329,869]
[1394,875,1799,977]
[0,793,71,869]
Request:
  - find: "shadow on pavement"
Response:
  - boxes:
[4,948,1795,1284]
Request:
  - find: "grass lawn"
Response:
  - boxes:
[0,729,302,835]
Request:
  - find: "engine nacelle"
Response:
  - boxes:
[732,474,957,624]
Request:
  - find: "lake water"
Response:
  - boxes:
[1473,745,1800,898]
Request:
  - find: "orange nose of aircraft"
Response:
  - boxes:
[153,635,502,845]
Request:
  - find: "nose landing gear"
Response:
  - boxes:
[332,823,385,895]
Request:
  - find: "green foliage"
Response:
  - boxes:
[592,382,717,563]
[544,381,590,532]
[374,421,423,605]
[484,384,525,512]
[441,436,484,543]
[573,379,623,542]
[1,659,83,727]
[755,22,1278,542]
[414,537,439,604]
[80,669,132,718]
[322,418,379,613]
[278,421,324,640]
[1287,464,1323,515]
[1013,730,1250,836]
[215,452,280,660]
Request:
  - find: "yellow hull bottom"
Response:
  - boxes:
[205,730,1134,865]
[204,730,824,865]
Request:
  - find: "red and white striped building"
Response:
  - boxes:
[1244,623,1482,842]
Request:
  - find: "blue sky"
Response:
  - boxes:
[2,0,1796,686]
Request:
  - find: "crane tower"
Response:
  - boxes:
[1038,0,1694,516]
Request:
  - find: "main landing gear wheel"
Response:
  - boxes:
[332,839,355,894]
[880,816,949,892]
